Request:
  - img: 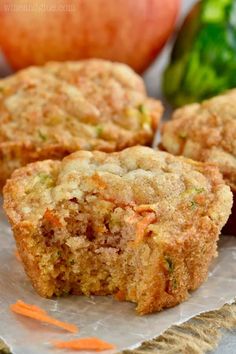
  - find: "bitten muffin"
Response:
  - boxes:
[161,90,236,234]
[3,147,232,314]
[0,59,162,188]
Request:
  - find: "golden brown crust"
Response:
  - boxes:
[3,147,233,314]
[161,90,236,192]
[0,60,163,187]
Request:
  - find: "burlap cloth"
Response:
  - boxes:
[1,300,235,354]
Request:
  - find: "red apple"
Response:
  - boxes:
[0,0,181,73]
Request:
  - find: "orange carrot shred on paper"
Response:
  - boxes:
[135,213,156,244]
[10,300,78,333]
[15,250,21,262]
[53,337,116,351]
[15,300,47,315]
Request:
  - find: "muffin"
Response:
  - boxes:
[0,59,162,188]
[161,90,236,234]
[3,146,232,314]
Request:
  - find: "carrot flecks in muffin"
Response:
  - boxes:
[43,209,61,227]
[114,290,126,301]
[135,213,156,245]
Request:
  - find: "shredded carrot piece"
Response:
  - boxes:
[15,250,21,262]
[91,173,107,189]
[15,300,47,315]
[135,213,156,244]
[114,290,125,301]
[195,194,206,205]
[10,300,78,333]
[135,204,155,213]
[102,196,136,208]
[53,337,116,351]
[44,209,61,227]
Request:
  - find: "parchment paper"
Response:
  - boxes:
[0,202,236,354]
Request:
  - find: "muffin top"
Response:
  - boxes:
[0,59,162,153]
[161,90,236,191]
[4,147,232,241]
